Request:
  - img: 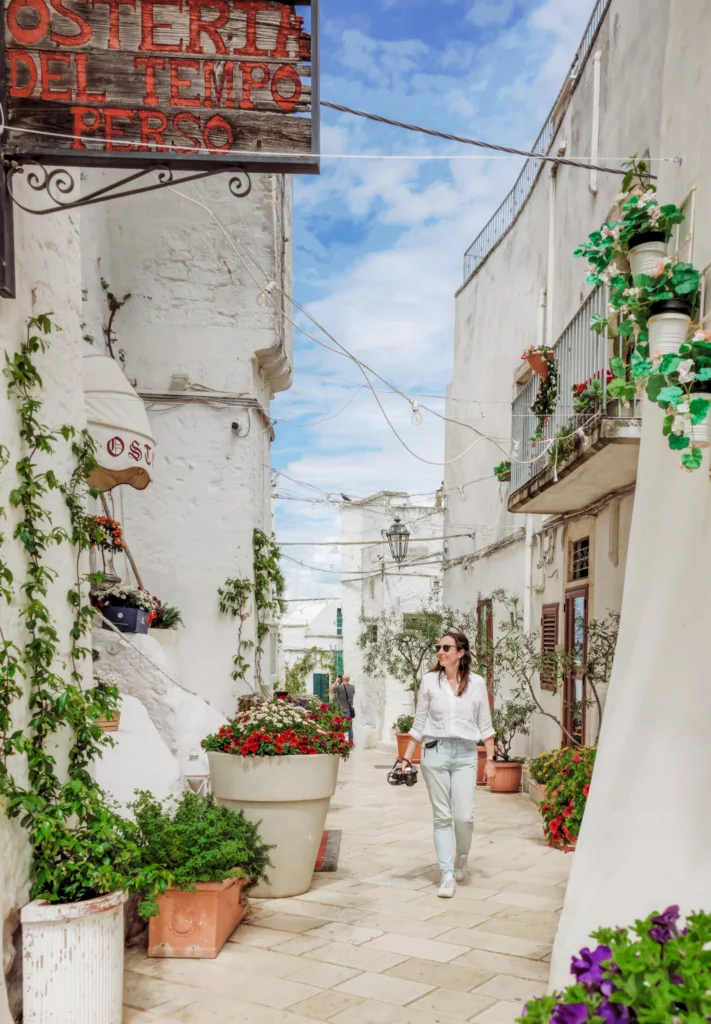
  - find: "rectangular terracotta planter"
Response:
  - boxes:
[148,876,246,959]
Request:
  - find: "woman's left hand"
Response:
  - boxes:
[484,761,497,785]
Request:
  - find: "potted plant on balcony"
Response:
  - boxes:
[203,695,351,898]
[522,344,555,381]
[92,583,160,634]
[536,746,596,852]
[518,905,711,1024]
[128,790,271,959]
[151,602,184,630]
[490,698,535,793]
[493,459,511,483]
[393,714,422,764]
[572,371,613,415]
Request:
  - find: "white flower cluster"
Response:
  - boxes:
[236,699,334,736]
[100,585,159,612]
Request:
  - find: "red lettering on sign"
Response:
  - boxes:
[107,436,125,457]
[239,60,268,110]
[134,56,165,106]
[92,0,136,49]
[75,53,106,104]
[271,6,307,59]
[6,0,50,46]
[173,110,201,152]
[232,1,269,56]
[71,105,102,148]
[49,0,93,45]
[139,0,184,52]
[169,58,200,106]
[138,109,168,150]
[203,60,234,108]
[203,113,232,153]
[128,440,143,461]
[188,0,229,54]
[39,51,71,102]
[104,107,135,150]
[144,444,154,465]
[9,50,38,98]
[271,64,301,112]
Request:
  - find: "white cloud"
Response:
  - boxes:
[466,0,515,28]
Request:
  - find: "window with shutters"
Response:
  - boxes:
[540,603,559,692]
[336,608,343,636]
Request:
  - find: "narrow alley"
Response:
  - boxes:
[123,751,571,1024]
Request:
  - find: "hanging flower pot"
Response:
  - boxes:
[525,349,555,381]
[689,382,711,449]
[628,231,667,280]
[648,299,691,357]
[96,711,121,733]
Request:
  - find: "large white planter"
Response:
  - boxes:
[628,238,667,279]
[648,311,691,357]
[208,752,340,898]
[21,890,127,1024]
[690,394,711,449]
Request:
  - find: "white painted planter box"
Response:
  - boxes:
[21,890,126,1024]
[208,752,340,898]
[628,239,667,280]
[648,311,691,357]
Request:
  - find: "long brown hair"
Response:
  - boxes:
[431,631,472,696]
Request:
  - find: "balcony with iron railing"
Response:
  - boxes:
[508,288,642,514]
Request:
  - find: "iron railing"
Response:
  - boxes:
[510,287,639,493]
[462,0,612,282]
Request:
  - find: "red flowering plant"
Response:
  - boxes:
[534,746,596,851]
[90,515,126,553]
[572,371,614,415]
[202,694,352,760]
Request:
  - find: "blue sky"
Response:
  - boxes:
[272,0,595,590]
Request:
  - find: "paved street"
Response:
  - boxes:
[123,751,572,1024]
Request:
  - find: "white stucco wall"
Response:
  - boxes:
[282,597,342,695]
[340,495,443,749]
[79,172,293,716]
[0,200,86,1023]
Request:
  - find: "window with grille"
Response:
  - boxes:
[336,608,343,637]
[368,624,378,644]
[540,604,559,692]
[571,537,590,581]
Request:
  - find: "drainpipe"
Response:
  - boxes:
[589,51,602,197]
[546,163,558,349]
[524,289,547,634]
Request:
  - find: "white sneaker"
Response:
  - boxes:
[454,854,468,882]
[438,872,456,898]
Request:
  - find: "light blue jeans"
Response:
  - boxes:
[420,738,478,874]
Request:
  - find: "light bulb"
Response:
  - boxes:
[458,486,466,503]
[411,402,423,426]
[576,427,592,451]
[256,280,276,308]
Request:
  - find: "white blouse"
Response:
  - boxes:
[409,671,495,744]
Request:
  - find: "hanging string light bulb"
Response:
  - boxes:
[256,281,277,308]
[411,402,423,425]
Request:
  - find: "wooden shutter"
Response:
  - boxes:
[540,604,559,692]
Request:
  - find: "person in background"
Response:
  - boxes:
[331,674,356,742]
[398,631,496,899]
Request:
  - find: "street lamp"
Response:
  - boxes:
[385,517,410,564]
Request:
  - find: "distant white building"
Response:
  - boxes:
[281,592,343,700]
[340,493,444,750]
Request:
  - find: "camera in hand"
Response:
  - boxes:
[387,760,418,787]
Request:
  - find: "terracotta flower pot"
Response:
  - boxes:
[489,761,523,794]
[525,350,554,381]
[396,734,422,764]
[476,746,487,786]
[148,876,247,959]
[96,711,121,733]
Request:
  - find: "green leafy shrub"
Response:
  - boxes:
[129,790,272,916]
[538,746,596,850]
[492,699,535,762]
[528,748,564,785]
[393,714,414,734]
[152,604,183,629]
[519,905,711,1023]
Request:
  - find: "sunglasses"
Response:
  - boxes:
[435,644,459,653]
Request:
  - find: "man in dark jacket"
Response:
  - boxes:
[332,675,355,742]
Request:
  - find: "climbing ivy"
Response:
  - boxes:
[284,646,334,697]
[252,528,286,689]
[218,576,254,691]
[0,315,169,911]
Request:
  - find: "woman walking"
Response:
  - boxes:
[398,631,496,898]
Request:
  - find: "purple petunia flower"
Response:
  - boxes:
[551,1005,589,1024]
[672,975,683,986]
[571,945,613,988]
[600,980,616,998]
[649,905,680,944]
[598,1000,630,1023]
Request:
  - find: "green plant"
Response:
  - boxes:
[128,790,272,915]
[284,646,333,697]
[218,576,254,689]
[0,314,170,909]
[519,904,711,1023]
[92,584,159,612]
[527,748,563,786]
[101,277,131,369]
[538,746,596,850]
[491,699,535,762]
[548,422,580,468]
[152,604,183,630]
[528,353,559,440]
[572,376,608,415]
[393,714,414,734]
[252,529,286,689]
[494,460,511,482]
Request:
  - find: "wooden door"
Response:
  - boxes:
[313,673,330,702]
[563,587,588,746]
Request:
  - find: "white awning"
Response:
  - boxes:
[83,350,155,492]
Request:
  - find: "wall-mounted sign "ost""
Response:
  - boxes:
[0,0,318,170]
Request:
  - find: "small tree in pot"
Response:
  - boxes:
[490,698,536,793]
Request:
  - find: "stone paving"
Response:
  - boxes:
[123,749,572,1024]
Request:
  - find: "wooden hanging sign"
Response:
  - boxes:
[0,0,319,171]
